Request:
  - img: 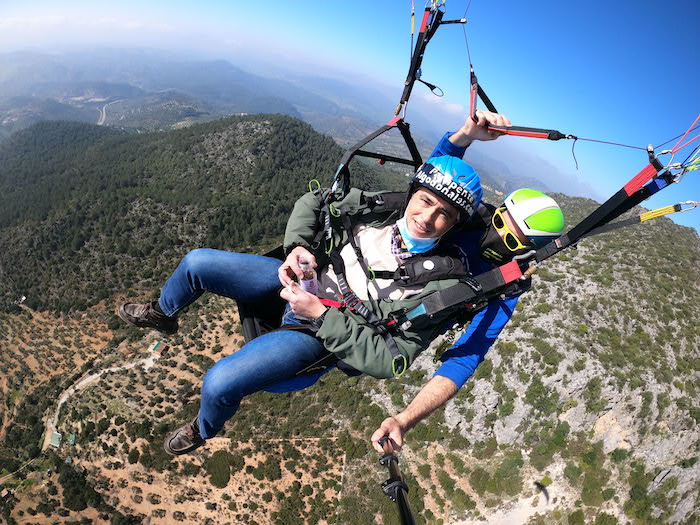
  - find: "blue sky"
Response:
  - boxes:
[2,0,699,232]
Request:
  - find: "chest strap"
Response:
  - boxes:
[327,249,407,377]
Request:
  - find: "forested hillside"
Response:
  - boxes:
[0,116,698,524]
[0,116,402,313]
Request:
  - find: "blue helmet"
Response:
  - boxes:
[409,155,482,220]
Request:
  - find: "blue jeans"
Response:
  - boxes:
[159,249,333,439]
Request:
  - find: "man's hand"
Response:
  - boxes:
[370,376,458,454]
[450,110,512,147]
[371,415,407,454]
[278,246,317,287]
[279,281,327,319]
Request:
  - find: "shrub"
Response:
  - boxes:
[568,509,585,525]
[564,463,582,483]
[474,359,493,380]
[594,513,619,525]
[610,448,629,463]
[203,450,233,488]
[469,467,490,496]
[128,448,140,464]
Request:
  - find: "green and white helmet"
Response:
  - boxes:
[503,188,565,247]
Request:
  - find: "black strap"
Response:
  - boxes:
[398,6,444,108]
[361,191,407,213]
[340,212,376,283]
[326,5,442,201]
[328,249,408,376]
[538,154,666,258]
[401,148,673,327]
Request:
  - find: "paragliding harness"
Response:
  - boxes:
[343,1,699,522]
[237,191,515,379]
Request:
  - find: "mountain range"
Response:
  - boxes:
[0,48,606,198]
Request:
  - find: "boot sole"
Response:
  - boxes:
[117,303,179,335]
[163,431,205,456]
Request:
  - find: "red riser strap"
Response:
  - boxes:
[386,116,402,127]
[623,164,658,196]
[499,261,523,284]
[419,10,430,33]
[487,127,550,140]
[470,84,477,118]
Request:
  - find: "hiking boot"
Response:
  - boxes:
[118,301,178,334]
[164,416,205,456]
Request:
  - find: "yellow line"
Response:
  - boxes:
[640,205,676,222]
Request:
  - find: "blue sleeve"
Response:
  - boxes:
[434,295,518,388]
[429,132,468,159]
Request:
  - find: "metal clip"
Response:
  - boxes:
[679,201,699,213]
[523,260,539,278]
[513,249,536,262]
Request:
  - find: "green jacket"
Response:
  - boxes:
[284,188,462,379]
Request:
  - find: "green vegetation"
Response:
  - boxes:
[0,115,401,313]
[203,450,235,488]
[1,111,698,524]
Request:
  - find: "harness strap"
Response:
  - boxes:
[328,249,407,376]
[331,118,422,199]
[398,6,444,112]
[544,151,666,256]
[400,146,677,328]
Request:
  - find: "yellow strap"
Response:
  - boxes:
[324,236,335,255]
[640,205,676,222]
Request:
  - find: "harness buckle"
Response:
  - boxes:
[381,477,409,502]
[391,355,408,377]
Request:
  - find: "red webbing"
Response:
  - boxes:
[488,127,550,140]
[470,84,477,118]
[673,133,700,153]
[386,116,402,127]
[623,163,658,196]
[499,261,523,284]
[418,10,430,33]
[320,298,343,308]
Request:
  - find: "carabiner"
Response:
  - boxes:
[679,201,699,213]
[392,355,408,378]
[308,179,321,194]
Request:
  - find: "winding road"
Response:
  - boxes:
[40,341,164,452]
[97,99,123,126]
